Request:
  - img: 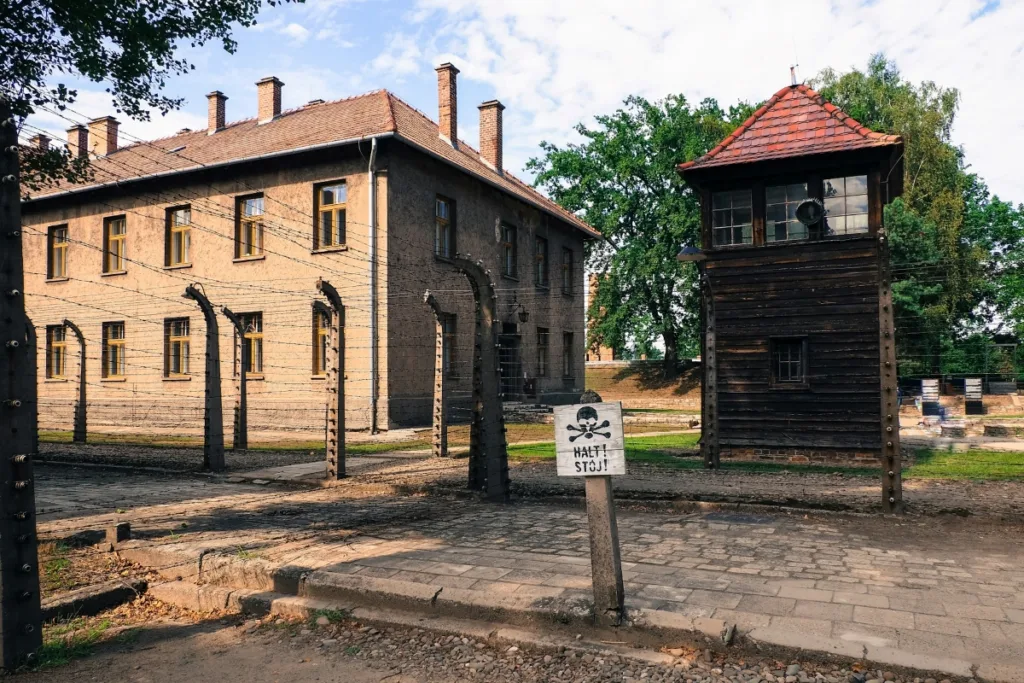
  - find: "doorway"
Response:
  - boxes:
[498,322,522,400]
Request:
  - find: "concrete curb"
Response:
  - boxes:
[124,544,1007,681]
[41,580,147,622]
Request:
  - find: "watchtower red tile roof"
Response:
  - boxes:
[678,84,901,172]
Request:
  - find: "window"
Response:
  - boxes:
[501,224,517,277]
[164,318,190,377]
[47,225,68,279]
[711,190,752,246]
[537,327,549,377]
[770,337,807,386]
[312,308,330,376]
[316,182,347,249]
[103,216,126,272]
[102,322,126,378]
[167,206,191,266]
[45,325,66,379]
[765,183,809,242]
[561,248,574,295]
[824,175,869,235]
[236,195,264,258]
[534,236,549,287]
[562,331,574,378]
[441,314,457,377]
[235,313,263,376]
[434,196,454,259]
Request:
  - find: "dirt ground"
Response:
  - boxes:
[20,599,952,683]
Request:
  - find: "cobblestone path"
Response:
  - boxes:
[35,464,1024,679]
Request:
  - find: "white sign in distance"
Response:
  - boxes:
[965,378,983,401]
[554,401,626,477]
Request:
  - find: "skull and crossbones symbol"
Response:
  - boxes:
[566,406,611,442]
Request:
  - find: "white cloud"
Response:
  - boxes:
[370,33,425,79]
[406,0,1024,200]
[281,22,311,43]
[315,27,356,48]
[27,89,207,147]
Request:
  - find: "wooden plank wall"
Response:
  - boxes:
[706,236,881,451]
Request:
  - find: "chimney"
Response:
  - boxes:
[256,76,283,124]
[478,100,505,173]
[435,63,459,146]
[29,134,50,152]
[66,125,88,159]
[207,90,227,134]
[88,116,119,156]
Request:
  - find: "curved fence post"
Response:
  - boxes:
[449,255,509,503]
[62,319,87,444]
[183,286,225,471]
[423,290,449,458]
[221,306,248,452]
[317,279,346,480]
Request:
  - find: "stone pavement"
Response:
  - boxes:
[35,464,1024,681]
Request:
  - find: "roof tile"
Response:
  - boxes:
[678,84,901,172]
[28,89,598,238]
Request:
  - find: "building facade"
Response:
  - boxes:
[679,83,904,481]
[22,66,596,436]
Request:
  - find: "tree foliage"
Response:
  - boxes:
[535,54,1022,380]
[1,0,295,191]
[815,55,1024,378]
[527,95,755,372]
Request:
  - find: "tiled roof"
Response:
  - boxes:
[28,90,599,239]
[678,84,901,172]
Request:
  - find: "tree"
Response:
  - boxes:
[814,55,1024,377]
[528,95,754,375]
[1,0,294,192]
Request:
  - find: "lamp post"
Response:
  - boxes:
[677,245,719,469]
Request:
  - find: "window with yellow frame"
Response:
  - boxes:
[103,216,126,272]
[46,325,67,379]
[315,183,346,249]
[167,206,191,266]
[236,195,264,258]
[164,318,190,376]
[102,322,126,377]
[48,225,68,279]
[312,308,330,376]
[235,313,263,376]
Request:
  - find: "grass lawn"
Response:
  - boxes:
[905,448,1024,480]
[37,617,113,669]
[508,434,1024,481]
[41,429,1024,481]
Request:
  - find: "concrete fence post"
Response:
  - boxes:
[183,286,225,471]
[449,255,509,502]
[220,306,248,451]
[423,291,449,458]
[62,319,87,444]
[877,232,903,513]
[0,102,44,668]
[316,279,346,480]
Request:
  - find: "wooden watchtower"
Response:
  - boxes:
[678,83,905,512]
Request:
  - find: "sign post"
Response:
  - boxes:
[555,401,626,626]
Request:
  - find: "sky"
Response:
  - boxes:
[28,0,1024,202]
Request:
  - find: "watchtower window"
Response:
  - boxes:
[770,337,807,386]
[765,183,809,242]
[711,190,752,246]
[824,175,868,235]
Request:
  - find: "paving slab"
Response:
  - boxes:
[35,464,1024,681]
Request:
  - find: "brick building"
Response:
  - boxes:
[22,65,597,435]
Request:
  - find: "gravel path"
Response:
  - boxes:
[22,599,977,683]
